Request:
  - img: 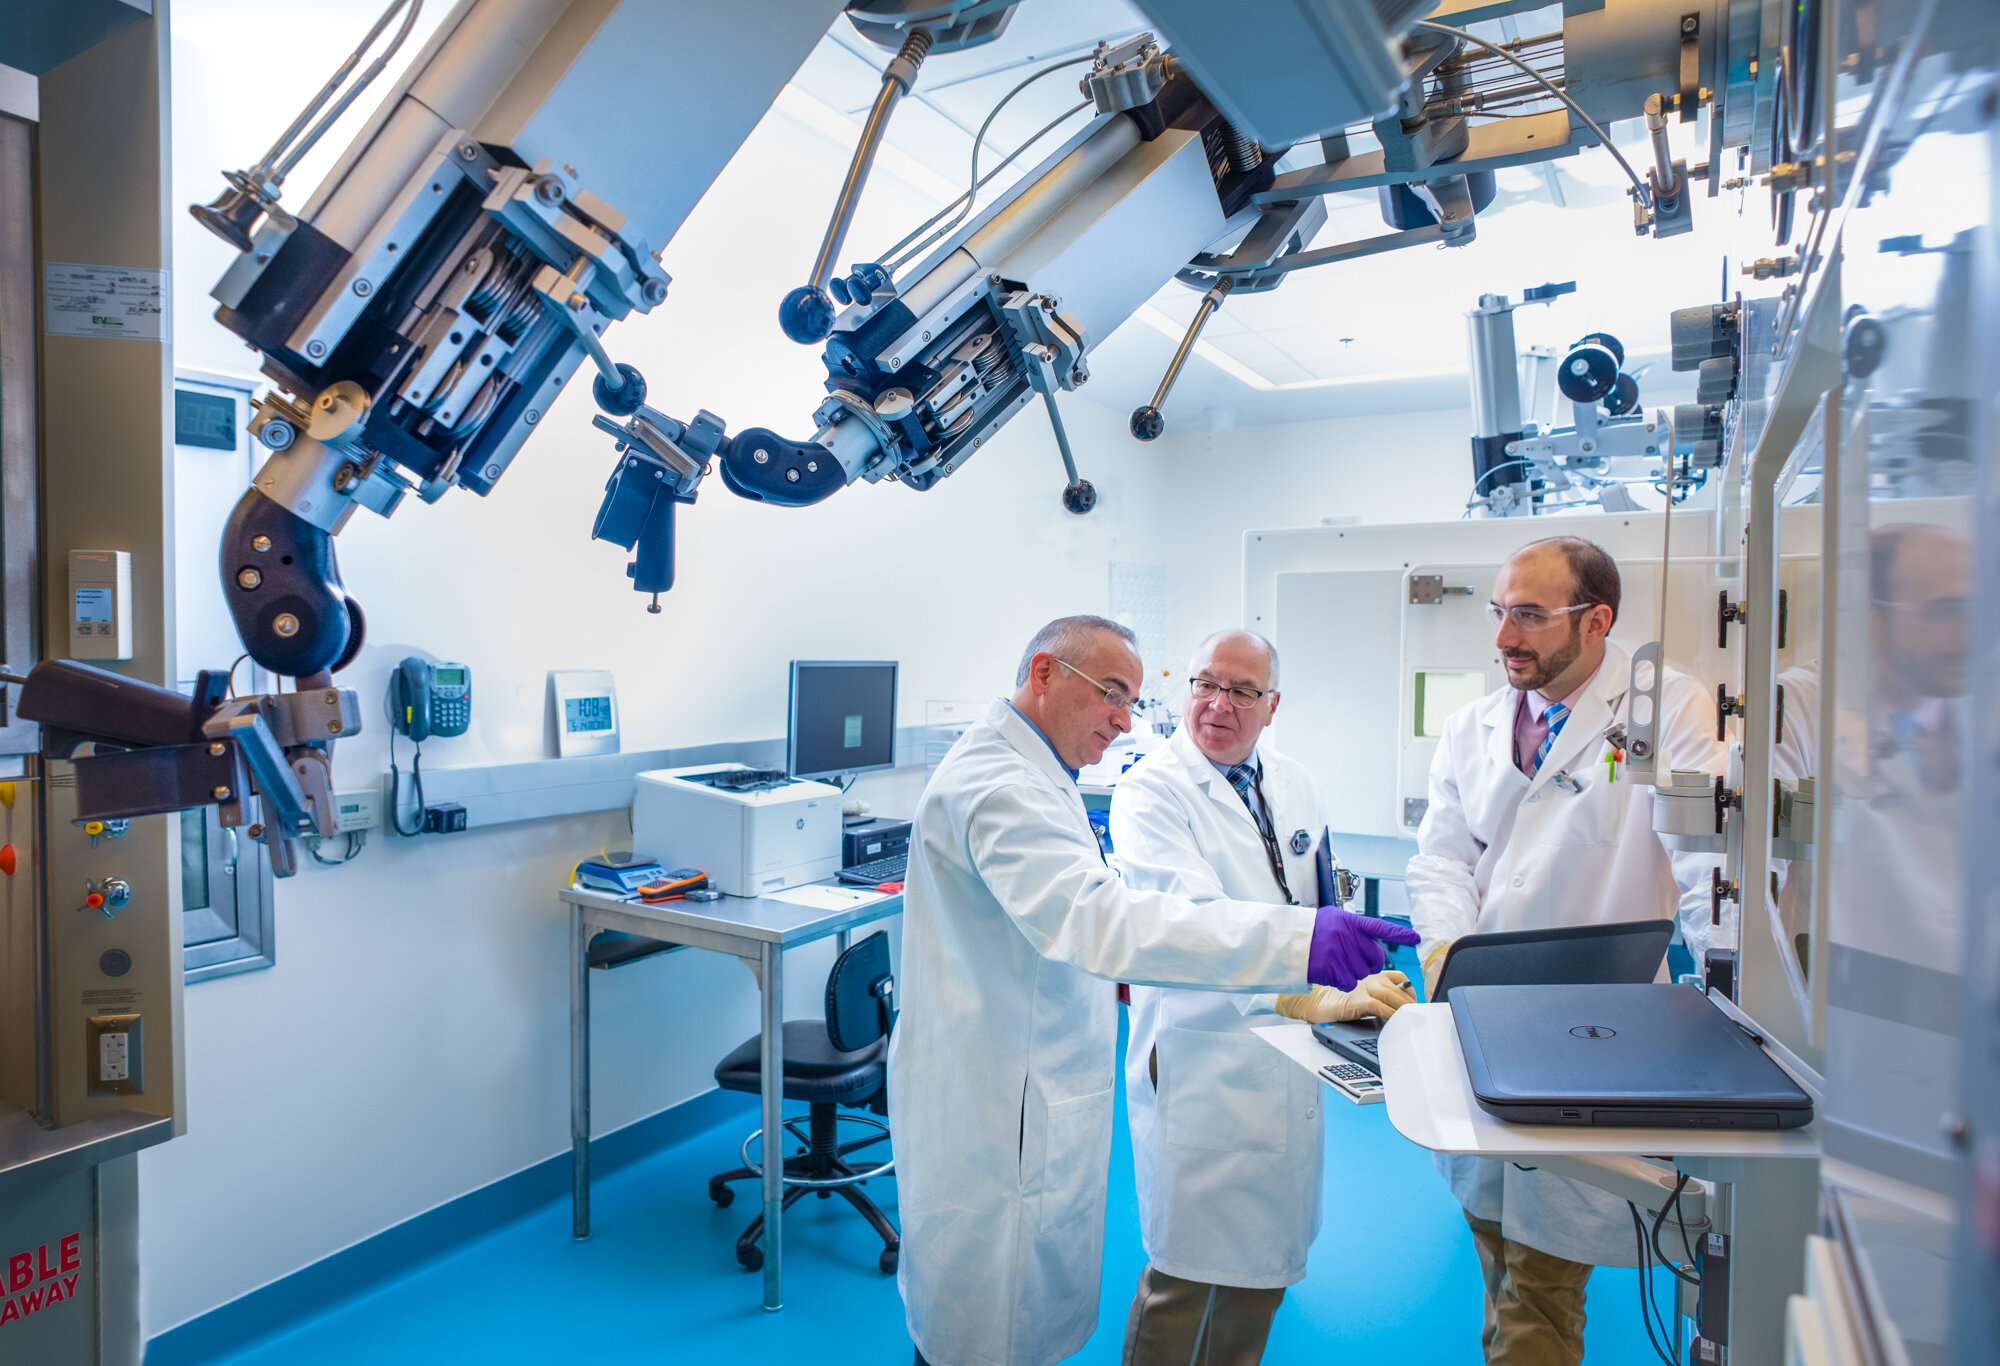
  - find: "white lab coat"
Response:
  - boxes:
[1403,641,1725,1267]
[1114,726,1329,1289]
[888,700,1319,1366]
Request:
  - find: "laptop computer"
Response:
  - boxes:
[1310,918,1673,1073]
[1432,919,1674,1003]
[1452,983,1815,1129]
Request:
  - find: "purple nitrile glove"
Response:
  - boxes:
[1308,908,1422,990]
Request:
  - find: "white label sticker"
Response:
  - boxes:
[43,262,169,341]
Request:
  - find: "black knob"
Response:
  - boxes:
[1062,480,1098,515]
[592,363,647,416]
[1844,313,1886,378]
[1129,406,1164,441]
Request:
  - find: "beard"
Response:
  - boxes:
[1504,618,1584,693]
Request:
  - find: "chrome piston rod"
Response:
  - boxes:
[1129,275,1233,440]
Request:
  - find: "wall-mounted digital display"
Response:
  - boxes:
[565,695,613,733]
[174,388,238,450]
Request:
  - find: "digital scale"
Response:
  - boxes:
[575,853,664,894]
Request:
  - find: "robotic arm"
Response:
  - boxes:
[13,0,1774,871]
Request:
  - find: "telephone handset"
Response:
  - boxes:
[389,658,472,742]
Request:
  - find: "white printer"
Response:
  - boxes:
[631,764,842,897]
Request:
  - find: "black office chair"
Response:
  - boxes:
[707,931,900,1273]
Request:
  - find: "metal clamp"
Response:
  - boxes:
[1715,684,1745,741]
[1717,592,1746,647]
[1710,867,1740,926]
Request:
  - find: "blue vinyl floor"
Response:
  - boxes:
[202,1014,1672,1366]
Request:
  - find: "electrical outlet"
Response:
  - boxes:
[86,1013,143,1095]
[332,789,380,833]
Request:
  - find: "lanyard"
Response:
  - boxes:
[1240,770,1296,905]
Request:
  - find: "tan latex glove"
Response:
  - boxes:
[1420,941,1452,1000]
[1277,970,1415,1024]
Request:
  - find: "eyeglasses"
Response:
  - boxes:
[1486,602,1595,632]
[1189,676,1271,709]
[1874,596,1968,625]
[1055,658,1140,712]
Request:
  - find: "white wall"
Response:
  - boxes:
[147,5,1521,1339]
[1133,409,1478,676]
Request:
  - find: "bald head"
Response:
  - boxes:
[1189,630,1279,688]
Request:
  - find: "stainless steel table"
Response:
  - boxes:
[562,882,904,1310]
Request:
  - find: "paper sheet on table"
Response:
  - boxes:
[1252,1021,1334,1078]
[763,883,893,911]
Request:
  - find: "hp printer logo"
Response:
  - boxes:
[1569,1025,1618,1039]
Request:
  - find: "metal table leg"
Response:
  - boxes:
[759,939,785,1310]
[571,902,590,1241]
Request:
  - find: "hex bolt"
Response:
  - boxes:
[331,463,360,492]
[306,340,327,359]
[273,613,300,637]
[328,720,343,734]
[352,279,373,297]
[237,568,263,590]
[754,448,770,464]
[525,409,541,425]
[323,690,339,704]
[251,535,272,552]
[785,468,801,483]
[1681,14,1698,33]
[485,464,501,479]
[458,144,477,161]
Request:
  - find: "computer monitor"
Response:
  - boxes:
[787,660,898,781]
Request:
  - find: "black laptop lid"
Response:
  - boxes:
[1433,919,1674,1003]
[1454,983,1814,1113]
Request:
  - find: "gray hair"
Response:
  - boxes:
[1190,629,1280,688]
[1015,614,1139,686]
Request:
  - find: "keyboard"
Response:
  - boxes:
[1311,1021,1383,1073]
[838,853,908,885]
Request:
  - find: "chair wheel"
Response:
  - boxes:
[709,1182,734,1208]
[738,1245,763,1272]
[878,1248,898,1274]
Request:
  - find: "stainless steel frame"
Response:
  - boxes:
[564,884,903,1311]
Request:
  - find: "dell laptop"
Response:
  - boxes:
[1452,983,1815,1129]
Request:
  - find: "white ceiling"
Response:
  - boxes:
[788,0,1751,430]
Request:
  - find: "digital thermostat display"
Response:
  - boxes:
[74,588,114,623]
[565,696,613,733]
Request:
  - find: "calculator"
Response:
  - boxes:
[1320,1060,1386,1105]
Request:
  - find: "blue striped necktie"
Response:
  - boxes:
[1225,761,1273,840]
[1533,702,1570,775]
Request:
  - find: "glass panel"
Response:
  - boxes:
[1413,670,1485,738]
[177,807,209,913]
[1818,10,1987,1358]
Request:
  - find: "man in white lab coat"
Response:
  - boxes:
[1113,630,1413,1366]
[1404,538,1724,1366]
[891,615,1419,1366]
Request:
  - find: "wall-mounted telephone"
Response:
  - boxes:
[389,658,472,742]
